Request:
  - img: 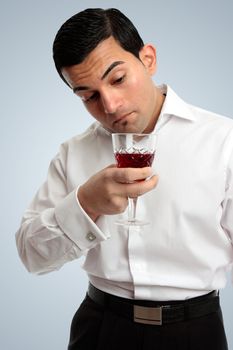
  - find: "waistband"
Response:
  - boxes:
[88,283,220,325]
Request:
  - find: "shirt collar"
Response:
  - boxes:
[98,84,196,135]
[158,84,196,122]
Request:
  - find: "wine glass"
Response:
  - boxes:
[112,133,157,226]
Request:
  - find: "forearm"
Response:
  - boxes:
[16,207,83,274]
[16,187,110,275]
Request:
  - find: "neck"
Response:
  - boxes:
[144,86,166,133]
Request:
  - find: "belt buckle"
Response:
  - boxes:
[134,305,162,325]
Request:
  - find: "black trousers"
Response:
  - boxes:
[68,294,228,350]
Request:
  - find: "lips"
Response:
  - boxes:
[113,112,133,125]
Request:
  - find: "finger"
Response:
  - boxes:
[112,167,153,184]
[124,175,159,198]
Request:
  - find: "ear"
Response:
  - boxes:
[139,44,157,75]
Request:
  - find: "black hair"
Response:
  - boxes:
[53,8,144,85]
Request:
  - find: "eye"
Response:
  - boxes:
[83,92,99,103]
[113,75,125,85]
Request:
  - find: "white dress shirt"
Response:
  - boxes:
[16,85,233,301]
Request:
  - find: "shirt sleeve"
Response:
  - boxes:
[15,145,110,275]
[221,145,233,283]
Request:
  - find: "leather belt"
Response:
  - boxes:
[88,283,219,326]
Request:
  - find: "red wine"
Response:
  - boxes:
[115,152,155,168]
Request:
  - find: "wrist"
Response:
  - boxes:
[77,186,100,222]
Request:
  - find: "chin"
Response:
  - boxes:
[111,114,145,134]
[115,124,143,134]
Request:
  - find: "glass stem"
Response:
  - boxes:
[128,197,138,222]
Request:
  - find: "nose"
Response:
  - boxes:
[101,90,122,114]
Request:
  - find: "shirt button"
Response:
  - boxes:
[86,232,96,241]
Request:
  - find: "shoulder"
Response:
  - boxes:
[57,122,111,159]
[184,103,233,145]
[60,122,101,149]
[190,103,233,128]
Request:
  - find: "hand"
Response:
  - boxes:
[77,165,159,221]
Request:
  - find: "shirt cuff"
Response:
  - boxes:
[54,188,110,251]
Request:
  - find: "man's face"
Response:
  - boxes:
[62,37,164,133]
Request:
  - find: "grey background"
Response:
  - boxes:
[1,0,232,349]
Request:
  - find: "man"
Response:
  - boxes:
[16,8,232,349]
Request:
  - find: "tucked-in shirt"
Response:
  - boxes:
[16,85,233,301]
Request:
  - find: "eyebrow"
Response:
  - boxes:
[73,60,125,93]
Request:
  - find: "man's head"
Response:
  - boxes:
[53,8,144,84]
[53,8,165,133]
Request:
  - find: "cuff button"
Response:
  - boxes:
[86,233,96,241]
